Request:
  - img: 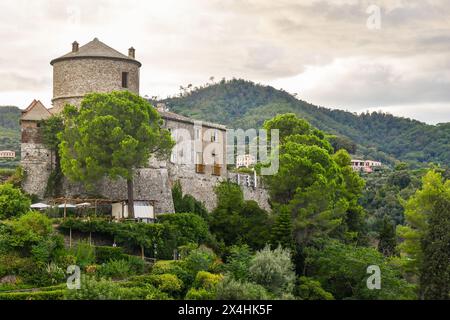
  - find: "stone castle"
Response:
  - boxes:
[20,38,269,214]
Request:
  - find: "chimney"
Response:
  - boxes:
[128,47,135,59]
[72,41,79,53]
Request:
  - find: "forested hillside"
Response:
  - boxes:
[2,81,450,168]
[160,79,450,167]
[0,106,20,168]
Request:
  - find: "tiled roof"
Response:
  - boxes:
[159,110,226,130]
[21,100,51,121]
[50,38,141,66]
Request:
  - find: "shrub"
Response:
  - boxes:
[158,213,210,246]
[65,275,122,300]
[248,246,296,296]
[40,263,66,286]
[98,284,170,300]
[143,286,172,300]
[0,253,29,277]
[6,166,26,188]
[215,276,272,300]
[185,288,215,300]
[127,273,183,295]
[95,246,125,264]
[0,183,30,219]
[8,211,53,249]
[31,234,65,266]
[125,255,146,274]
[304,240,417,300]
[17,261,66,287]
[295,277,334,300]
[193,271,223,290]
[54,254,77,270]
[147,274,183,295]
[151,260,191,287]
[71,240,95,269]
[65,274,172,300]
[98,259,133,280]
[223,245,252,281]
[182,246,217,276]
[59,218,165,257]
[0,290,65,300]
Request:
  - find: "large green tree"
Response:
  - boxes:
[0,183,30,219]
[172,181,209,220]
[377,215,397,257]
[420,196,450,300]
[41,115,64,197]
[262,114,366,246]
[209,181,271,250]
[59,91,174,217]
[305,240,416,300]
[270,205,295,251]
[397,171,449,274]
[397,170,450,299]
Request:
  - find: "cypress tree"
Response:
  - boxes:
[420,197,450,300]
[378,215,397,257]
[270,206,295,251]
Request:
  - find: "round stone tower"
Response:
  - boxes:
[50,38,141,112]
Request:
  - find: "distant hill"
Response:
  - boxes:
[160,79,450,167]
[0,106,21,168]
[2,81,449,169]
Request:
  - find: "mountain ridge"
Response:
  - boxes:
[1,80,449,168]
[159,79,450,167]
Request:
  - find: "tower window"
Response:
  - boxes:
[122,72,129,88]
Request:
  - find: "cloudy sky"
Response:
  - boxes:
[0,0,449,124]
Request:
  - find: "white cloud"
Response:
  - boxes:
[0,0,449,123]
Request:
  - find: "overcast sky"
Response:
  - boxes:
[0,0,449,124]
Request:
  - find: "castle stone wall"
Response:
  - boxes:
[21,147,271,214]
[168,163,224,212]
[59,167,175,214]
[21,142,54,198]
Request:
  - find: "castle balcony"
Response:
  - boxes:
[196,164,205,174]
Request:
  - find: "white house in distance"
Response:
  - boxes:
[236,154,256,168]
[0,150,16,158]
[351,159,382,173]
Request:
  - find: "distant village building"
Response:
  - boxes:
[351,159,382,173]
[19,38,269,214]
[0,150,16,158]
[236,154,256,168]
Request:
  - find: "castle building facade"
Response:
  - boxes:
[20,38,267,213]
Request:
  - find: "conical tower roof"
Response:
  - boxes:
[50,38,141,66]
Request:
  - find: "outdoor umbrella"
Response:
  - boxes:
[57,204,77,208]
[30,203,50,209]
[76,202,91,207]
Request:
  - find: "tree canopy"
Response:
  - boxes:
[58,91,174,217]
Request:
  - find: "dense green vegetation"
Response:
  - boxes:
[160,79,450,167]
[0,108,448,300]
[0,106,20,168]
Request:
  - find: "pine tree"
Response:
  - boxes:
[270,206,295,251]
[378,215,397,257]
[420,197,450,300]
